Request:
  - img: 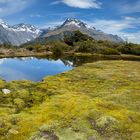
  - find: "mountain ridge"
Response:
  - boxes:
[0,19,42,46]
[42,17,124,43]
[0,18,124,46]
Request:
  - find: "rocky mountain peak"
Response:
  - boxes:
[61,17,91,29]
[12,23,41,34]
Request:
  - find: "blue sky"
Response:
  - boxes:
[0,0,140,43]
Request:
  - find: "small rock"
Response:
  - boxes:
[2,89,11,94]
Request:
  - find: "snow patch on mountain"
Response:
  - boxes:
[61,18,92,29]
[0,19,10,29]
[12,24,41,34]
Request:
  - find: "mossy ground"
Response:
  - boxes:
[0,60,140,140]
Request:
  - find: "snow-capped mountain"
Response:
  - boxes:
[0,18,123,46]
[43,18,123,43]
[12,24,41,34]
[0,19,42,46]
[60,18,91,29]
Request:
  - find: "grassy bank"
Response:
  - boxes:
[74,53,140,61]
[0,60,140,140]
[0,49,140,62]
[0,49,53,58]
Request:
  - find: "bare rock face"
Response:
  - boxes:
[2,89,11,95]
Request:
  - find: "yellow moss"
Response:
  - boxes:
[0,60,140,140]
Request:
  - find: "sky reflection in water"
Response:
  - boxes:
[0,57,73,81]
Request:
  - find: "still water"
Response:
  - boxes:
[0,55,139,81]
[0,57,73,81]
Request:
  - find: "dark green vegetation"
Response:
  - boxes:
[0,31,140,58]
[0,60,140,140]
[22,31,140,56]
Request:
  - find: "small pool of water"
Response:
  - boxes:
[0,55,139,82]
[0,57,73,81]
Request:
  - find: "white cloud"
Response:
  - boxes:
[51,0,102,9]
[0,0,35,17]
[0,58,7,65]
[86,17,140,44]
